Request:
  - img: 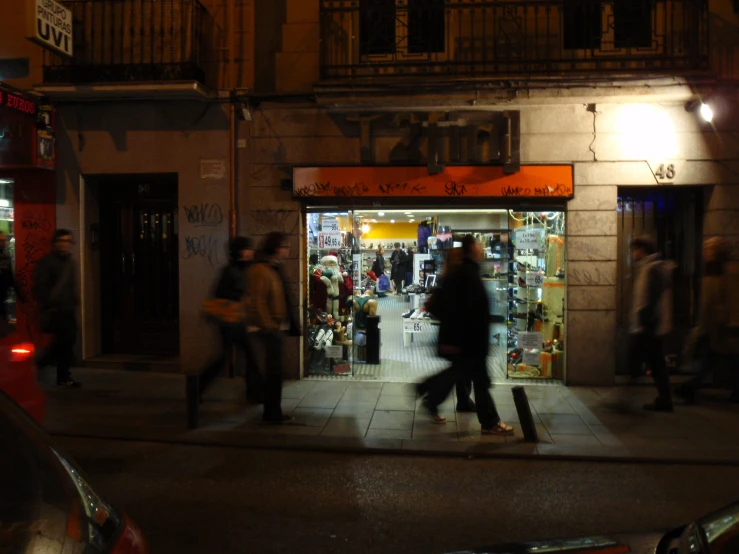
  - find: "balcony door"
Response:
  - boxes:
[100,175,179,356]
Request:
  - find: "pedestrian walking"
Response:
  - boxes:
[245,232,300,424]
[390,243,406,295]
[33,229,80,388]
[676,237,739,404]
[627,235,674,411]
[0,232,24,324]
[418,235,514,436]
[199,236,262,403]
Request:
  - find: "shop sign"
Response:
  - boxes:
[522,350,541,366]
[26,0,74,58]
[404,319,425,333]
[318,231,342,249]
[518,332,542,351]
[515,229,544,250]
[200,159,226,180]
[322,217,339,231]
[525,272,544,287]
[0,90,37,116]
[0,207,14,221]
[325,345,343,359]
[293,166,573,199]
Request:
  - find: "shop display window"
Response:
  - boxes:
[0,179,16,325]
[303,208,566,382]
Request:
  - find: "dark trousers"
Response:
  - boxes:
[37,310,76,384]
[405,272,413,287]
[253,330,286,420]
[629,332,673,406]
[682,349,739,397]
[200,324,262,400]
[393,277,403,293]
[425,358,500,429]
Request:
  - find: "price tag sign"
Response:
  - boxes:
[522,350,541,366]
[325,345,343,358]
[404,319,425,333]
[322,218,339,231]
[318,231,342,249]
[526,272,544,287]
[515,229,544,250]
[518,332,542,350]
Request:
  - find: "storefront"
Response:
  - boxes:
[0,83,56,341]
[294,165,573,384]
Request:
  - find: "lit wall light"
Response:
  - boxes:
[615,104,678,160]
[361,224,370,233]
[685,98,714,123]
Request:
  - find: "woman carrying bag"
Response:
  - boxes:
[200,236,262,403]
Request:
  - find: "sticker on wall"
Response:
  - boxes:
[200,159,226,180]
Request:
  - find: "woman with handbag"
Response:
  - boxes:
[676,237,739,404]
[199,236,261,403]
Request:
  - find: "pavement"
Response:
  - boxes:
[41,367,739,465]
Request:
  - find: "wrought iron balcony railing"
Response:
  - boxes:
[43,0,209,84]
[320,0,710,80]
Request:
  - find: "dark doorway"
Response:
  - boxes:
[615,187,704,375]
[99,175,179,356]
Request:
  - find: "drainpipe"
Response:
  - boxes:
[229,100,237,240]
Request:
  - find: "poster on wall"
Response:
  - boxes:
[35,105,55,170]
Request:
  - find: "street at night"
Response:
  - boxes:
[55,436,739,553]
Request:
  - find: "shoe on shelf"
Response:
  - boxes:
[402,310,414,318]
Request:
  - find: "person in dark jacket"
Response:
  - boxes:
[390,243,406,295]
[419,235,514,435]
[0,232,24,322]
[371,246,385,278]
[199,236,262,402]
[33,229,80,387]
[404,247,415,288]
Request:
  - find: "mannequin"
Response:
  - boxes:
[320,255,341,319]
[352,289,378,330]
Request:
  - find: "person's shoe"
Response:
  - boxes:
[57,379,81,388]
[643,400,673,412]
[456,401,477,413]
[262,414,295,424]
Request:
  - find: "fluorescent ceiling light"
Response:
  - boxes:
[377,212,385,216]
[390,219,395,223]
[0,179,13,185]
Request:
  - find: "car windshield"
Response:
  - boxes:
[682,503,739,553]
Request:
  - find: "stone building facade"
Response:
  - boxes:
[1,0,737,384]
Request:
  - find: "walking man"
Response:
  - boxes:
[246,232,299,424]
[628,235,674,411]
[33,229,80,387]
[421,235,514,436]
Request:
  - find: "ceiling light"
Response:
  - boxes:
[371,219,377,223]
[377,212,385,216]
[0,179,13,184]
[404,211,412,215]
[699,103,713,122]
[409,219,415,222]
[390,219,395,223]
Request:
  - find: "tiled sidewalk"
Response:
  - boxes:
[42,368,739,463]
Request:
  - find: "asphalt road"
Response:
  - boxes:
[55,437,739,554]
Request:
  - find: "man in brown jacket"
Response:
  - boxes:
[246,232,299,423]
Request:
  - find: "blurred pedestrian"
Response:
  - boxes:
[628,235,674,411]
[33,229,80,387]
[418,235,514,436]
[199,237,262,403]
[0,232,24,324]
[246,232,300,424]
[676,237,739,404]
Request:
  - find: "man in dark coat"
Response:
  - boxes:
[390,243,406,294]
[420,235,514,435]
[33,229,80,387]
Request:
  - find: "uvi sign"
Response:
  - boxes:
[27,0,73,58]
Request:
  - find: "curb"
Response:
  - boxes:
[46,421,739,467]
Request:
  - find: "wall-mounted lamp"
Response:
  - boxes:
[361,224,370,234]
[685,98,713,123]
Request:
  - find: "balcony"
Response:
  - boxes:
[42,0,210,86]
[319,0,710,81]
